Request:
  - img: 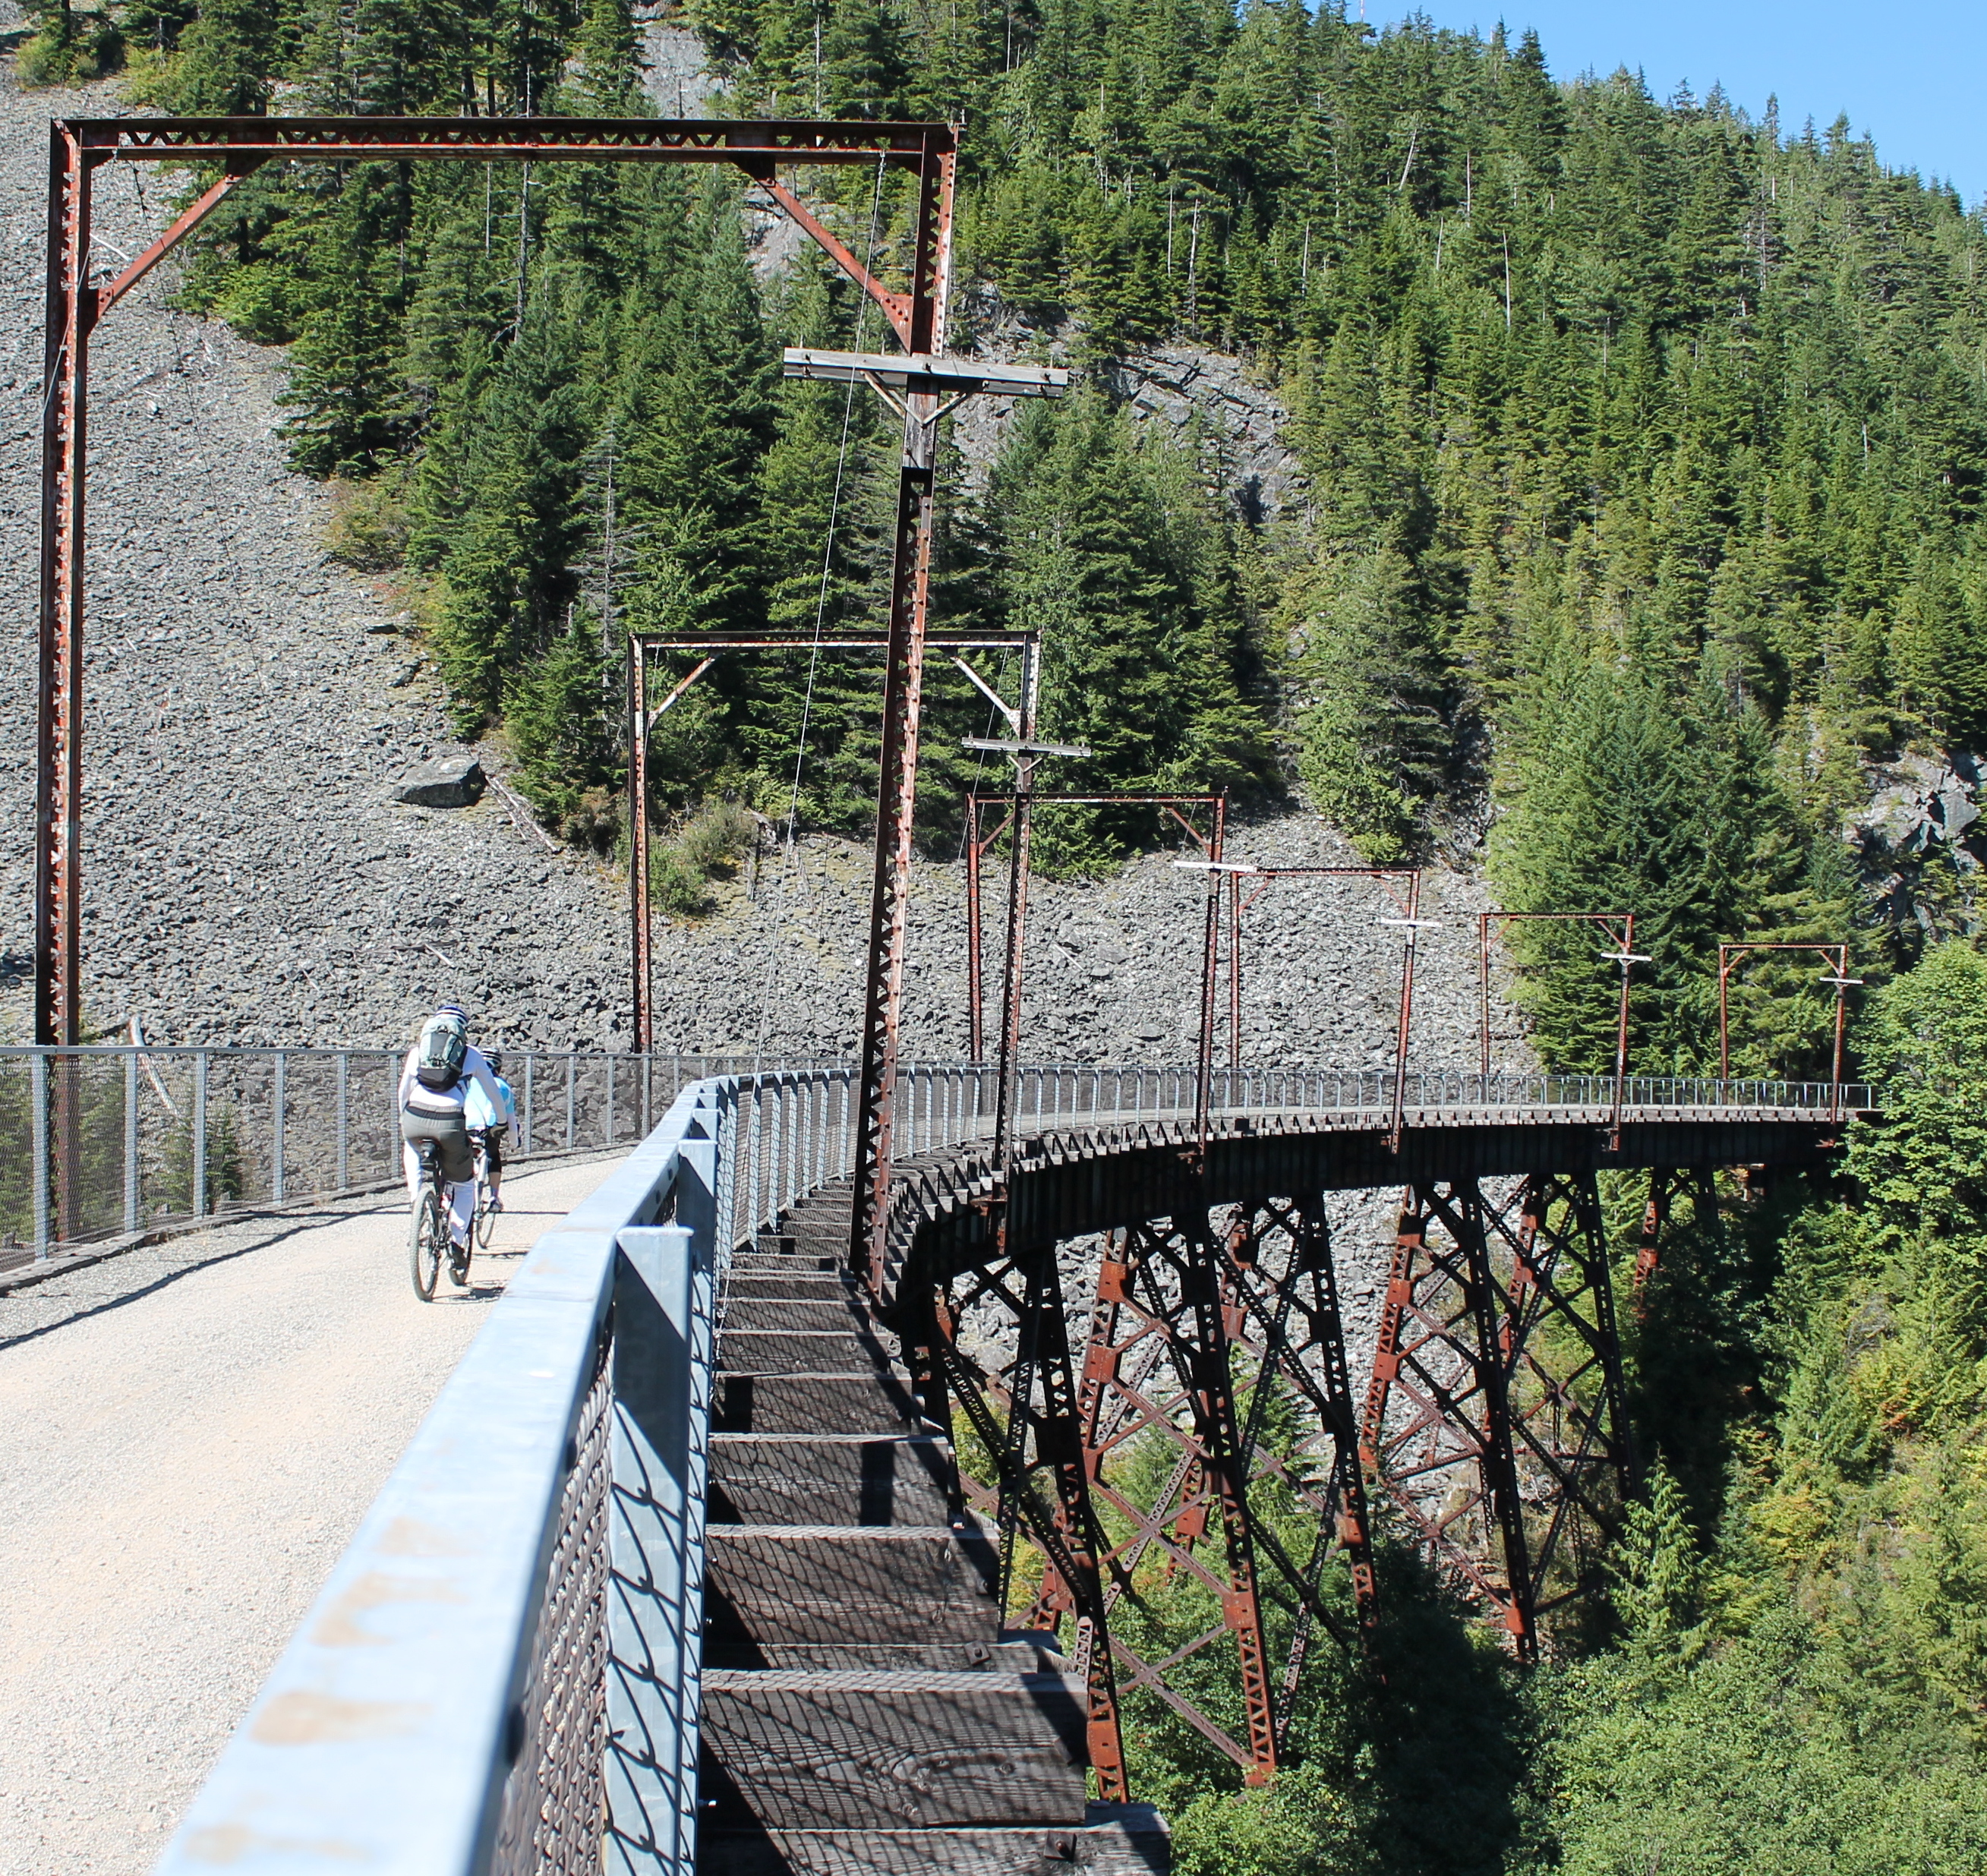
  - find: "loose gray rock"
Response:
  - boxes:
[395,755,485,808]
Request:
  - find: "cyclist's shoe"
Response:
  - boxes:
[447,1240,470,1285]
[490,1197,503,1215]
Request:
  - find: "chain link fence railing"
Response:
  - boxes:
[0,1048,828,1269]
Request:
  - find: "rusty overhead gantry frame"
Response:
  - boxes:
[629,629,1037,1057]
[32,110,1064,1272]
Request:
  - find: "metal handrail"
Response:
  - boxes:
[2,1047,1875,1267]
[157,1077,736,1876]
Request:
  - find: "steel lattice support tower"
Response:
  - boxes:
[1062,1217,1281,1783]
[1361,1174,1634,1656]
[922,1253,1131,1800]
[1217,1200,1380,1709]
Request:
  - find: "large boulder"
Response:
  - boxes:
[395,753,485,809]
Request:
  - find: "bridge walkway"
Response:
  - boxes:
[699,1179,1169,1874]
[0,1156,617,1876]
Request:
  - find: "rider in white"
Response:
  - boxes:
[398,1004,516,1253]
[465,1050,518,1210]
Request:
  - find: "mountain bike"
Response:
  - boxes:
[408,1139,449,1301]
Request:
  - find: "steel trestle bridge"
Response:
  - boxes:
[18,102,1877,1876]
[139,1062,1863,1875]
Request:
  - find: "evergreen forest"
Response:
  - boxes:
[27,0,1987,1866]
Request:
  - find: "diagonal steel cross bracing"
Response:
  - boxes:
[1068,1216,1279,1784]
[1360,1174,1634,1656]
[924,1197,1381,1789]
[923,1253,1132,1802]
[1218,1202,1380,1710]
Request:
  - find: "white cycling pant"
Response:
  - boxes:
[402,1144,476,1246]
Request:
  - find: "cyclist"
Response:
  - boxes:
[397,1003,515,1259]
[465,1048,518,1213]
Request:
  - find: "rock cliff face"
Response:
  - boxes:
[1847,751,1987,943]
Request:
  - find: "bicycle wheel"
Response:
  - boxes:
[475,1178,497,1250]
[409,1186,445,1301]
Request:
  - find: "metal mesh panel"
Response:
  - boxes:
[2,1050,1876,1271]
[494,1325,613,1876]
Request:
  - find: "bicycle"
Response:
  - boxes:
[472,1127,502,1251]
[408,1139,449,1301]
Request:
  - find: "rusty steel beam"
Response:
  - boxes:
[848,138,953,1286]
[1476,911,1632,1080]
[631,630,1030,652]
[962,789,1224,1101]
[1631,1165,1717,1297]
[933,1256,1130,1800]
[65,115,958,164]
[755,178,911,345]
[628,645,652,1055]
[1360,1174,1633,1656]
[1717,941,1859,1116]
[1219,1200,1379,1714]
[36,115,960,1064]
[626,629,1024,1054]
[1217,866,1424,1147]
[1069,1216,1278,1783]
[36,125,91,1053]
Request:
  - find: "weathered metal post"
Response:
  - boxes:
[31,1051,50,1260]
[1384,872,1424,1151]
[193,1050,209,1219]
[272,1049,287,1204]
[629,642,652,1055]
[123,1048,139,1231]
[849,136,952,1285]
[35,125,92,1055]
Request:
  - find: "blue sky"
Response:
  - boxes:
[1370,2,1987,206]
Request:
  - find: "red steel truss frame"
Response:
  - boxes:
[920,1253,1132,1802]
[1360,1173,1634,1657]
[626,630,1030,1055]
[33,113,960,1281]
[1716,941,1858,1119]
[1217,865,1425,1149]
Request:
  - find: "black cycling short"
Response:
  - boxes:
[402,1107,475,1184]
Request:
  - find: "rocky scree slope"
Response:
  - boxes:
[0,55,1520,1076]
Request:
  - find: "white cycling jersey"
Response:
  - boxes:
[398,1044,519,1147]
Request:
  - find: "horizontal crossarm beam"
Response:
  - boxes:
[631,630,1033,651]
[784,346,1070,396]
[63,115,956,164]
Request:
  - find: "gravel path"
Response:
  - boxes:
[0,1153,618,1876]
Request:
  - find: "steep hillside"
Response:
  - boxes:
[0,33,1504,1061]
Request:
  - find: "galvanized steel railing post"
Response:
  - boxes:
[609,1144,714,1871]
[566,1053,578,1150]
[522,1052,535,1154]
[122,1048,138,1233]
[335,1051,349,1193]
[607,1054,618,1148]
[31,1052,50,1260]
[193,1050,210,1219]
[272,1050,286,1204]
